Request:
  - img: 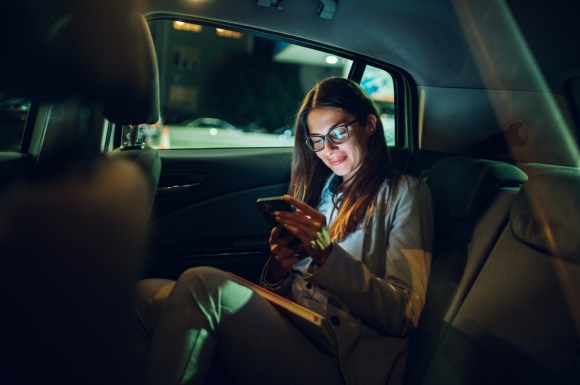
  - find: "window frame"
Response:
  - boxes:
[125,15,417,152]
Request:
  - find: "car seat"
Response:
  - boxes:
[0,1,160,385]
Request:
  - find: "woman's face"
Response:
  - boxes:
[306,107,375,183]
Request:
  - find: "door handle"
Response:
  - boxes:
[157,173,206,195]
[157,182,200,194]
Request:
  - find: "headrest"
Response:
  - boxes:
[422,157,528,219]
[100,15,160,125]
[0,0,159,125]
[510,168,580,262]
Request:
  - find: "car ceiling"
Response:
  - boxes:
[147,0,579,93]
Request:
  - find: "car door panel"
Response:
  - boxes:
[149,147,293,281]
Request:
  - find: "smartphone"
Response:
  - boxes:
[256,196,296,227]
[257,196,302,249]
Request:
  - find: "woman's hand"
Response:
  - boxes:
[273,195,333,267]
[267,225,306,280]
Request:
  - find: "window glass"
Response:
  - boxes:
[0,94,30,151]
[361,66,395,146]
[141,20,397,149]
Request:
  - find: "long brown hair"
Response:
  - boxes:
[290,77,396,241]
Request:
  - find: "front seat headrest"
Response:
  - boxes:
[0,0,159,125]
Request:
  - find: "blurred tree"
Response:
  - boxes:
[205,53,303,132]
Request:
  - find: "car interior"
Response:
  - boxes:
[0,1,578,385]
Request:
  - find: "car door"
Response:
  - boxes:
[149,147,293,281]
[135,18,397,283]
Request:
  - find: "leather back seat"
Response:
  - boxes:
[416,164,580,385]
[405,156,528,384]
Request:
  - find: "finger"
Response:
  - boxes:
[271,228,305,253]
[280,224,312,244]
[270,225,299,245]
[280,221,323,251]
[268,228,282,252]
[276,211,322,234]
[269,225,282,240]
[271,238,296,255]
[282,195,325,221]
[271,210,320,236]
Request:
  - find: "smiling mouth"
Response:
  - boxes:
[328,156,346,166]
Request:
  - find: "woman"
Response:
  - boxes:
[131,77,433,385]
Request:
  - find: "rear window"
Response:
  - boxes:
[139,19,394,149]
[0,94,29,151]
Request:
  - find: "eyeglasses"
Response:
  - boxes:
[304,119,358,152]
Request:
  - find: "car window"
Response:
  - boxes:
[361,66,395,146]
[139,19,395,149]
[0,94,30,151]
